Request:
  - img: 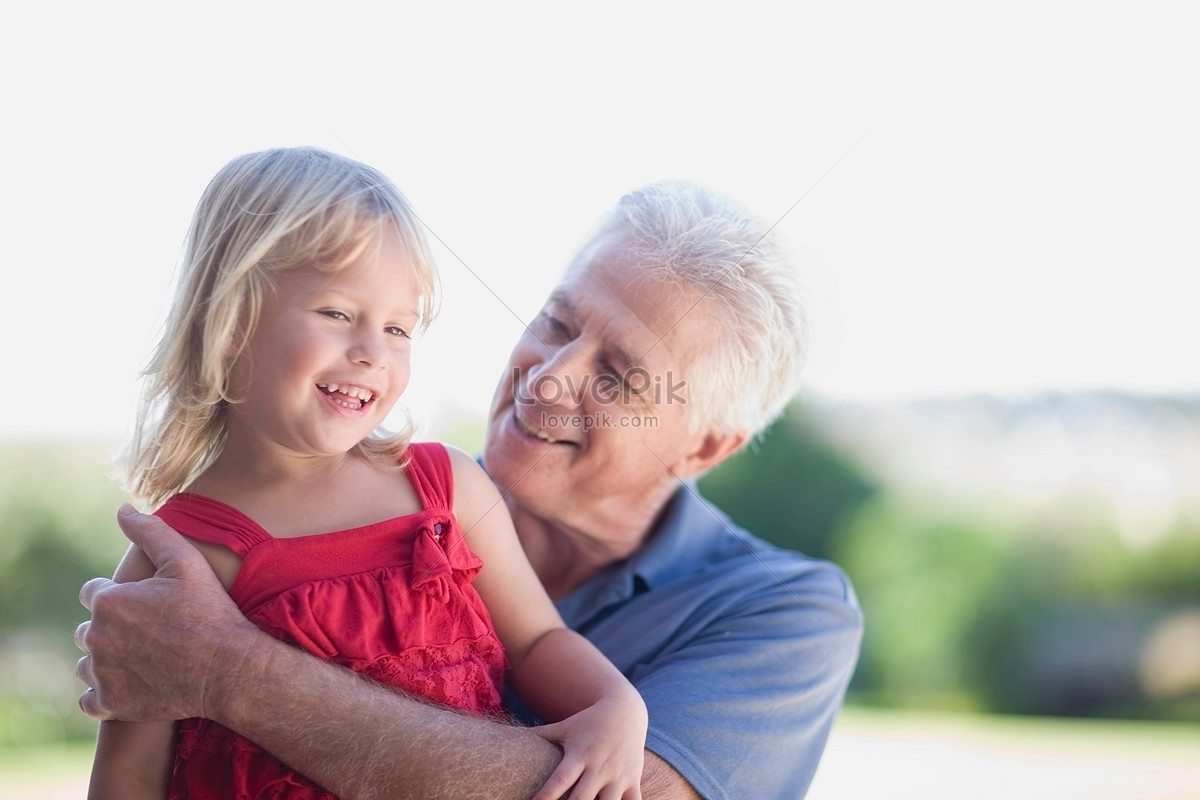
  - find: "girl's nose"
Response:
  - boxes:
[348,333,386,367]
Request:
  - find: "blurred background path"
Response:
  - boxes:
[809,709,1200,800]
[6,709,1199,800]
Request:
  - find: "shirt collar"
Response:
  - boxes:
[555,482,744,626]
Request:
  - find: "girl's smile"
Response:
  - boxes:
[317,383,376,410]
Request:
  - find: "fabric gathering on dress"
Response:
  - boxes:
[156,442,508,800]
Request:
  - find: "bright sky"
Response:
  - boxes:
[3,1,1197,443]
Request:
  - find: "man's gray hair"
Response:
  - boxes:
[616,180,807,438]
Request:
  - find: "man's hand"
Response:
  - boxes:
[75,505,258,722]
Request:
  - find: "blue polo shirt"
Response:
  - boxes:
[513,483,862,800]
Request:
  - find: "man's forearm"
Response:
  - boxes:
[216,628,561,800]
[219,630,702,799]
[642,751,703,800]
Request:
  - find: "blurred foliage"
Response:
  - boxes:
[834,484,1200,721]
[701,397,1200,723]
[698,402,877,560]
[832,495,1013,709]
[0,442,126,747]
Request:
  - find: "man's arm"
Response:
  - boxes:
[77,507,704,800]
[642,752,702,799]
[77,506,561,800]
[207,622,562,799]
[591,554,863,800]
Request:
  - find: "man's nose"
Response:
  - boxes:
[524,342,588,407]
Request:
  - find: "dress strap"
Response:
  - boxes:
[404,442,454,512]
[155,493,272,557]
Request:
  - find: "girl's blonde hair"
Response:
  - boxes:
[125,147,439,506]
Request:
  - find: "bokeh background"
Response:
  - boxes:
[3,1,1197,797]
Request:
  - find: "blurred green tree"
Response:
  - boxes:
[0,443,126,746]
[698,400,877,560]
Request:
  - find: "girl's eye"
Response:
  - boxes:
[321,310,349,321]
[386,326,410,339]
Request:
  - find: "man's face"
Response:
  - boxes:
[483,219,717,538]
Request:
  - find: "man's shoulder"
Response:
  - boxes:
[667,489,859,608]
[689,534,861,624]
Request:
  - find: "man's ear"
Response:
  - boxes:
[674,428,749,480]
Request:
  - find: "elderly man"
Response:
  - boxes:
[77,181,862,799]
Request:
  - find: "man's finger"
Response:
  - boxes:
[75,654,105,719]
[79,687,102,719]
[116,503,195,570]
[74,620,90,653]
[76,653,92,688]
[78,677,106,720]
[79,577,114,613]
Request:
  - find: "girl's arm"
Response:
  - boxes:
[449,448,649,800]
[87,545,177,800]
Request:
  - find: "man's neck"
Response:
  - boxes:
[508,505,653,601]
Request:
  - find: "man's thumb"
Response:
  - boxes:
[116,504,192,569]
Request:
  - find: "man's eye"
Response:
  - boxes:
[593,368,624,399]
[538,313,570,339]
[600,362,632,389]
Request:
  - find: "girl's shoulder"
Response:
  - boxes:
[403,441,484,481]
[405,442,501,526]
[402,441,484,514]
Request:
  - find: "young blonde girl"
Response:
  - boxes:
[88,147,647,800]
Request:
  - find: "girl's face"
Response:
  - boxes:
[225,225,421,460]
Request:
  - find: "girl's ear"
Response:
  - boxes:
[220,320,253,399]
[225,327,246,361]
[222,348,254,401]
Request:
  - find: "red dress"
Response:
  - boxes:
[158,442,508,799]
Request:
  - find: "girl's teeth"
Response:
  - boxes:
[318,383,373,402]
